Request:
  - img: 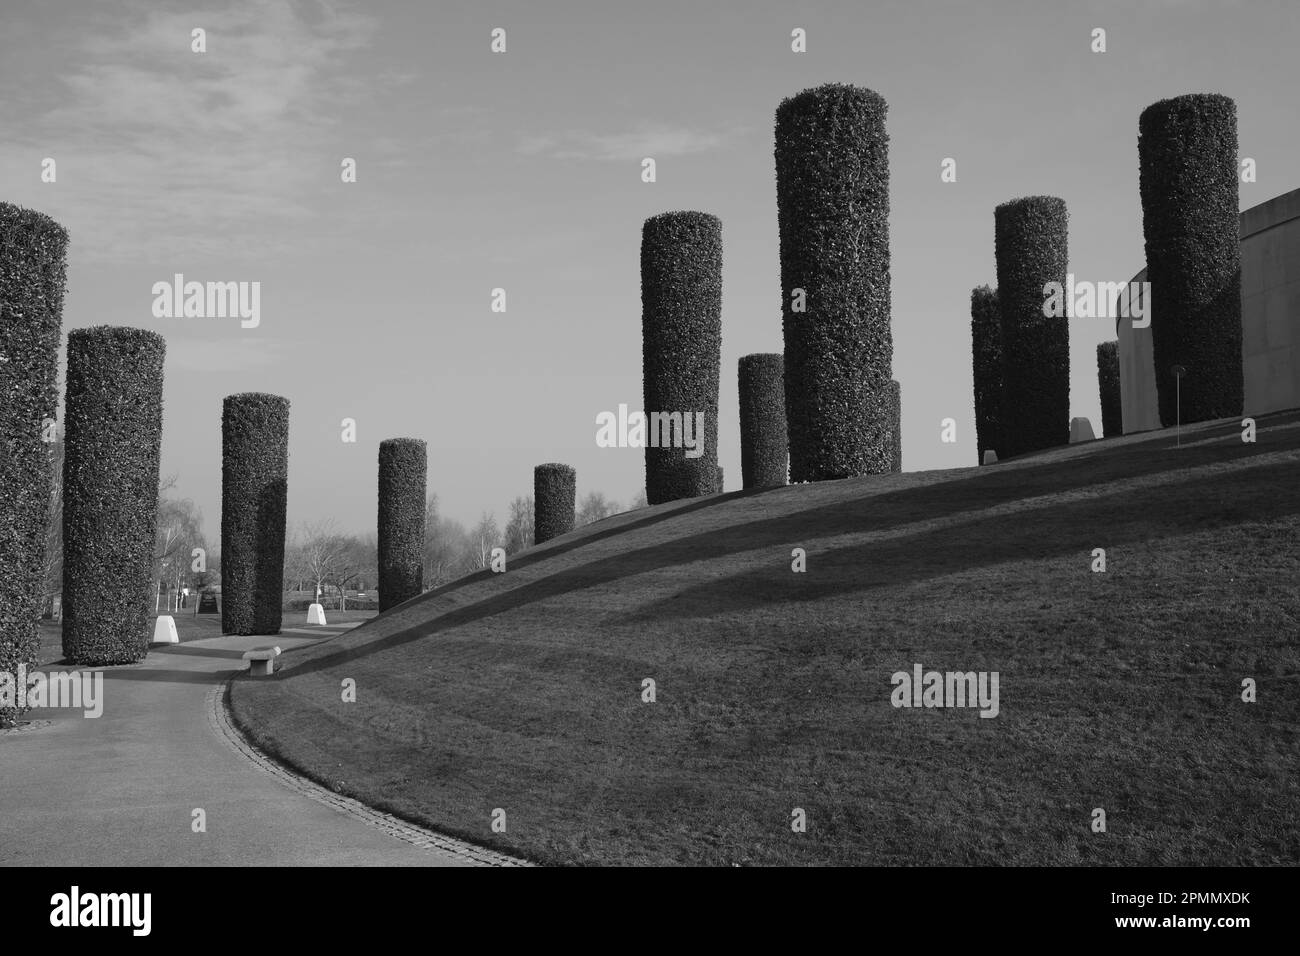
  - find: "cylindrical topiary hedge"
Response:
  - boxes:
[534,463,575,544]
[1138,93,1242,426]
[221,393,289,635]
[889,379,902,473]
[641,211,722,504]
[738,353,788,489]
[994,197,1070,458]
[970,285,1003,464]
[61,327,166,664]
[0,203,67,723]
[776,83,893,482]
[378,438,427,612]
[1097,341,1122,438]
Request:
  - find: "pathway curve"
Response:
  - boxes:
[0,627,525,867]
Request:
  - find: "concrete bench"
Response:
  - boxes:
[243,646,282,676]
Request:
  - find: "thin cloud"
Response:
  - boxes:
[0,0,382,264]
[517,122,741,162]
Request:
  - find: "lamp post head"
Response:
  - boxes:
[1171,364,1187,378]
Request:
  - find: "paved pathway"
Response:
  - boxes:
[0,627,524,866]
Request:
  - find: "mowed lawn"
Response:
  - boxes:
[230,411,1300,866]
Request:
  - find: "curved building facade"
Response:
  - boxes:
[1118,186,1300,431]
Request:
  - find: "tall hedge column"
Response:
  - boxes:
[0,204,67,723]
[641,211,722,503]
[1138,94,1242,425]
[62,328,166,664]
[776,83,893,481]
[970,285,1003,464]
[378,438,427,611]
[1097,341,1122,438]
[994,197,1069,457]
[534,463,575,544]
[889,380,902,473]
[222,393,289,636]
[738,353,788,488]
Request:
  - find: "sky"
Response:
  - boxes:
[2,0,1296,537]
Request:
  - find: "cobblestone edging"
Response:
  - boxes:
[208,682,533,867]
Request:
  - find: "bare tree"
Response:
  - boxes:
[423,494,471,588]
[576,491,620,527]
[469,512,501,570]
[42,439,63,615]
[154,495,204,612]
[502,495,534,554]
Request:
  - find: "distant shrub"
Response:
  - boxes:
[1138,93,1242,425]
[970,285,1003,463]
[534,463,576,544]
[378,438,427,612]
[222,393,290,635]
[1097,341,1123,438]
[61,327,166,664]
[641,211,722,504]
[0,203,67,724]
[776,83,893,481]
[738,353,788,488]
[994,197,1069,457]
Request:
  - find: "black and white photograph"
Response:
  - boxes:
[0,0,1293,936]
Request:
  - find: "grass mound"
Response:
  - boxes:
[230,412,1300,865]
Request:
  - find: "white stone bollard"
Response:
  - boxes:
[982,450,998,465]
[1069,417,1097,443]
[153,615,179,644]
[307,603,328,625]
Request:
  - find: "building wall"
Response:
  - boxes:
[1119,186,1300,432]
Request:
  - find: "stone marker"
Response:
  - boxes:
[243,646,281,676]
[983,450,998,465]
[152,615,179,644]
[307,603,327,625]
[1069,417,1097,443]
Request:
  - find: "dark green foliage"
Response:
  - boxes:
[1138,93,1242,425]
[994,197,1070,457]
[0,203,67,723]
[776,83,893,481]
[534,464,575,544]
[61,327,166,664]
[378,438,427,612]
[889,379,902,473]
[1097,341,1123,438]
[641,211,722,504]
[738,353,788,488]
[222,393,289,635]
[970,285,1003,464]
